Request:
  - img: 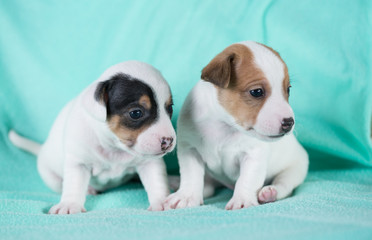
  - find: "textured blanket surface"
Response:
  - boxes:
[1,0,371,239]
[0,169,371,240]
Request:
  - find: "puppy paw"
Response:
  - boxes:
[148,200,165,211]
[163,191,203,210]
[87,186,98,195]
[225,195,258,210]
[258,185,277,204]
[48,202,86,215]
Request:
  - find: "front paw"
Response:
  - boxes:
[163,191,203,210]
[48,201,86,215]
[225,195,258,210]
[148,200,165,211]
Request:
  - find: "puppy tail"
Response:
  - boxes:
[8,130,41,156]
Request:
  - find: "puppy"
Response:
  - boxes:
[9,61,176,214]
[164,41,308,210]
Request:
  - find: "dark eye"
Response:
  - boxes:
[249,88,265,98]
[129,109,143,120]
[287,86,291,95]
[166,104,173,117]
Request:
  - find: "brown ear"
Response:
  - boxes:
[201,50,235,88]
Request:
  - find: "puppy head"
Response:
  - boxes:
[95,62,176,156]
[201,41,294,141]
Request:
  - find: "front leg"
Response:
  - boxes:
[136,158,170,211]
[49,155,91,214]
[225,152,267,210]
[164,148,205,210]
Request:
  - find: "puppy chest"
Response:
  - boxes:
[91,146,138,186]
[90,162,136,188]
[202,146,242,184]
[92,161,135,176]
[201,136,264,184]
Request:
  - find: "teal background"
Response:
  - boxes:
[1,0,371,239]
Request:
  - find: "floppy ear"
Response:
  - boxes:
[201,44,251,88]
[201,44,249,89]
[94,80,113,105]
[201,51,235,88]
[79,81,111,123]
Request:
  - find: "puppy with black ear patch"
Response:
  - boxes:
[9,61,176,214]
[164,41,308,210]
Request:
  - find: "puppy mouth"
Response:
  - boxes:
[267,133,285,139]
[157,145,175,156]
[118,139,175,158]
[135,145,175,158]
[248,128,286,140]
[140,151,169,158]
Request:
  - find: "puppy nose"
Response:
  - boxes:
[281,117,294,133]
[161,137,174,151]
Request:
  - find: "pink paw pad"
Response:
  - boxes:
[87,186,98,195]
[258,186,277,204]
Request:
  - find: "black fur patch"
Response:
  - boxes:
[95,73,158,129]
[165,101,173,118]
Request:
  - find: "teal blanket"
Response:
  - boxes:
[1,0,371,239]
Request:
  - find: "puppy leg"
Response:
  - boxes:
[258,158,308,203]
[226,154,266,210]
[164,149,205,209]
[168,175,181,192]
[168,174,217,199]
[203,174,220,199]
[137,159,170,211]
[37,162,63,193]
[49,156,90,214]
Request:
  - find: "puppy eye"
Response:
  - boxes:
[287,86,291,95]
[129,109,143,120]
[166,104,173,116]
[249,88,265,98]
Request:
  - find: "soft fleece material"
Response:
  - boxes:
[1,1,371,239]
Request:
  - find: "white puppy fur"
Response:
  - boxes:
[164,41,308,210]
[9,61,176,214]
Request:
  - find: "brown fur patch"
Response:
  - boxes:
[258,43,290,101]
[139,95,151,110]
[166,95,173,106]
[202,43,272,128]
[107,115,147,148]
[282,64,290,101]
[201,49,234,88]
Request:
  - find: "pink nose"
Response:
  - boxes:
[161,137,174,151]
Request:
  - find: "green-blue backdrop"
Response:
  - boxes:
[1,1,371,239]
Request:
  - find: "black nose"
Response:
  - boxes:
[161,137,174,151]
[281,117,294,133]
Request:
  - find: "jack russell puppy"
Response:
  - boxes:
[9,61,176,214]
[164,41,308,210]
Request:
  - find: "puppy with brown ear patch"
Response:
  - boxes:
[9,61,176,214]
[164,41,308,210]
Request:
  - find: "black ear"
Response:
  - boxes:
[94,80,113,105]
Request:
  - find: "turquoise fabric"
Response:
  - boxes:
[1,0,371,239]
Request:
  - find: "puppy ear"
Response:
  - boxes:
[201,44,251,89]
[94,80,112,105]
[201,51,235,89]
